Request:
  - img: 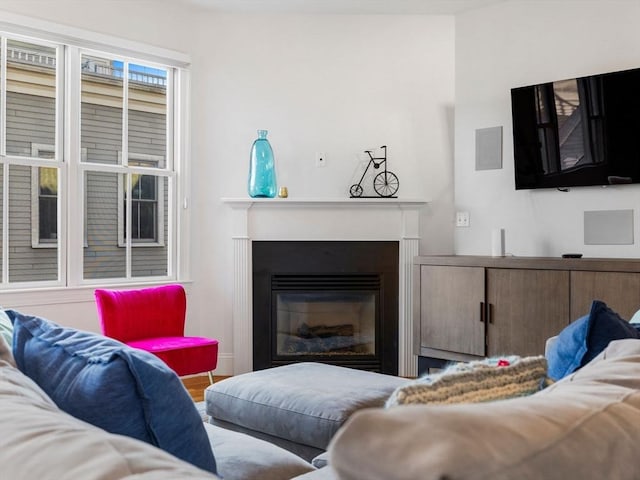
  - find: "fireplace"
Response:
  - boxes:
[253,241,399,374]
[223,197,424,376]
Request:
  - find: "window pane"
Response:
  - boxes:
[128,62,167,168]
[38,167,57,242]
[8,165,58,282]
[276,293,376,356]
[132,173,156,200]
[131,175,168,277]
[134,201,156,239]
[125,173,157,242]
[83,170,125,279]
[6,40,57,158]
[81,55,123,165]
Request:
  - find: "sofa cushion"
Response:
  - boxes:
[8,310,217,474]
[203,423,314,480]
[0,308,13,355]
[291,468,339,480]
[386,355,548,407]
[328,338,640,480]
[547,299,640,380]
[0,327,14,366]
[0,358,218,479]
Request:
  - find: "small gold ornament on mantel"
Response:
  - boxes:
[278,186,288,198]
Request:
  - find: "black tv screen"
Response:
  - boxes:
[511,67,640,190]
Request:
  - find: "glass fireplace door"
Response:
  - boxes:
[275,292,377,359]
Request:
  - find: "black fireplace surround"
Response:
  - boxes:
[252,241,399,375]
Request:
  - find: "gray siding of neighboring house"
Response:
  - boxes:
[83,103,168,279]
[6,91,168,282]
[7,91,55,157]
[7,92,57,282]
[129,109,167,168]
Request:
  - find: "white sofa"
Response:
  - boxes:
[325,338,640,480]
[5,300,640,480]
[0,320,318,480]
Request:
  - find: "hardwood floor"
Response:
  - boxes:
[182,374,230,402]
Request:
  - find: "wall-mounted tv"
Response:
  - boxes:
[511,67,640,190]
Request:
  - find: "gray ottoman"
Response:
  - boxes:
[205,362,408,461]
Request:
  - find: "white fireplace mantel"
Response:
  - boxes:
[222,197,428,376]
[222,197,428,207]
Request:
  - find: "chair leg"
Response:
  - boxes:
[207,371,214,385]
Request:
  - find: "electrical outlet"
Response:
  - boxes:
[315,152,327,168]
[456,211,470,227]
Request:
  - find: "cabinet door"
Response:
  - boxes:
[486,268,569,357]
[570,271,640,320]
[419,265,485,357]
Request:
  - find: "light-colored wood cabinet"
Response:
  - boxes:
[414,256,640,366]
[418,265,485,357]
[570,271,640,320]
[485,268,569,357]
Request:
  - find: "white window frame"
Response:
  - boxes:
[1,35,65,287]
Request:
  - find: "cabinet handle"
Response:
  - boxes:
[480,302,485,323]
[488,303,493,324]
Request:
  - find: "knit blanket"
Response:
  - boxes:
[386,355,551,408]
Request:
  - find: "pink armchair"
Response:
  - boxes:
[94,284,219,383]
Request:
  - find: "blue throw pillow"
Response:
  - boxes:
[8,310,217,474]
[547,300,640,381]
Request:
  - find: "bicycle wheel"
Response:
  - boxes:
[350,184,363,197]
[373,171,399,197]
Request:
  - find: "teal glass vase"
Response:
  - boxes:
[248,129,277,198]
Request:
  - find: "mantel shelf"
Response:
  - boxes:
[221,197,429,208]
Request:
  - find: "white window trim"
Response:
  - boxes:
[116,151,166,248]
[0,11,189,68]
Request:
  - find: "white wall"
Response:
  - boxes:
[0,0,197,52]
[455,0,640,258]
[190,13,455,372]
[190,13,454,247]
[0,3,456,374]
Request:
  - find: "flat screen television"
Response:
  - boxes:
[511,67,640,190]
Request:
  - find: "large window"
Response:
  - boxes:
[0,30,186,288]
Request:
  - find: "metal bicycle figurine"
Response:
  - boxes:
[349,145,399,198]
